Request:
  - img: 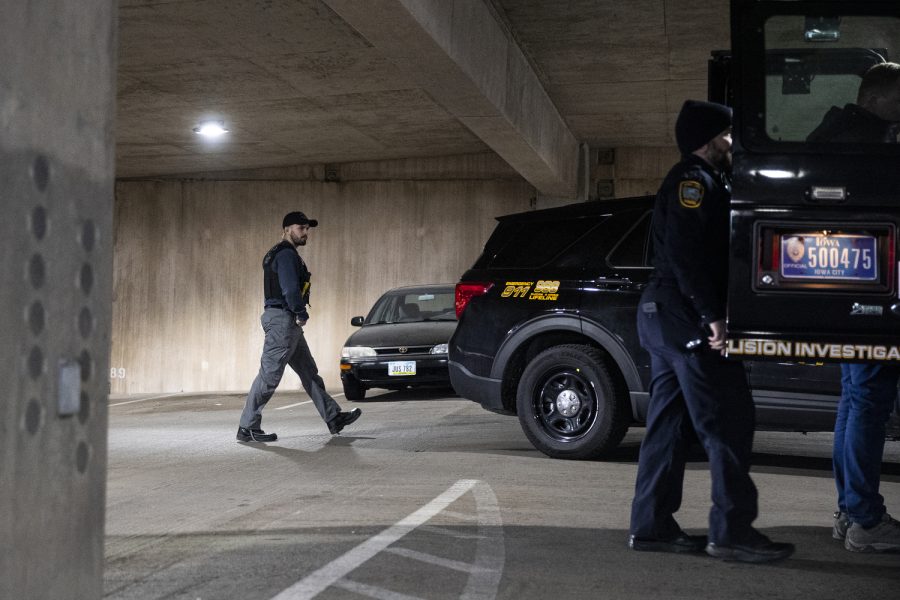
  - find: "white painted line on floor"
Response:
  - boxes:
[441,510,480,522]
[109,393,181,407]
[417,524,486,540]
[275,400,313,410]
[269,479,479,600]
[275,391,347,410]
[333,579,424,600]
[385,546,489,573]
[463,481,505,600]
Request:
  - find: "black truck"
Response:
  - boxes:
[726,1,900,362]
[448,0,900,460]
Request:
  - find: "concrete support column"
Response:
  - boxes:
[0,1,117,598]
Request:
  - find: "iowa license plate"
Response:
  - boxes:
[388,361,416,376]
[780,233,877,281]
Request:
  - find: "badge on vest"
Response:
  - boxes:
[678,180,704,209]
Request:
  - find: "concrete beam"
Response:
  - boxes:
[323,0,579,198]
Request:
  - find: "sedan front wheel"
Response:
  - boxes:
[342,376,366,401]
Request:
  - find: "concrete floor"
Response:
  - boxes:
[105,389,900,600]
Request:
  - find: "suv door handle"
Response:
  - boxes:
[593,277,635,290]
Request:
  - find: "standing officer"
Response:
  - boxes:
[237,211,361,442]
[628,100,794,563]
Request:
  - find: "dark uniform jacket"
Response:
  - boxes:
[263,241,311,321]
[647,154,731,327]
[806,103,897,143]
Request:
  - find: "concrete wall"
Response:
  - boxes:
[109,145,674,396]
[0,1,116,598]
[111,153,534,394]
[591,146,680,200]
[612,146,681,198]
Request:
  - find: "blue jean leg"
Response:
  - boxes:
[834,363,900,527]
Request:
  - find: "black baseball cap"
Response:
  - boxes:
[282,211,318,228]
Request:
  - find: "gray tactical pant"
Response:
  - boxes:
[240,307,341,430]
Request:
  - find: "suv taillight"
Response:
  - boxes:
[455,282,494,318]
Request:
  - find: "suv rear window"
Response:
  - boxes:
[606,211,652,268]
[479,218,601,269]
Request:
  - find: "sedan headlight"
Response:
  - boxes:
[342,346,377,359]
[429,343,448,355]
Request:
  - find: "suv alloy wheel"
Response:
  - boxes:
[516,344,629,459]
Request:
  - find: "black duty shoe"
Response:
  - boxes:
[629,532,708,553]
[236,427,277,442]
[706,534,794,563]
[327,408,362,435]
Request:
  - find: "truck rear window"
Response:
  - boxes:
[764,49,880,142]
[756,13,900,146]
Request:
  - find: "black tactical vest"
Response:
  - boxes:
[262,241,311,306]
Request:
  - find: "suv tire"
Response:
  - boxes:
[342,377,366,401]
[516,344,629,459]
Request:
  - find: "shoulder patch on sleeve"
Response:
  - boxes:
[678,180,704,209]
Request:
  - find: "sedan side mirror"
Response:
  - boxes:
[350,316,365,327]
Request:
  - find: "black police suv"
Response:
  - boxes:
[447,197,900,460]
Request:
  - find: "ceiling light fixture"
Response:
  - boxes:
[193,120,229,138]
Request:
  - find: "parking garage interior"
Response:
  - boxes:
[3,1,899,599]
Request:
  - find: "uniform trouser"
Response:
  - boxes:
[834,363,900,528]
[630,302,759,545]
[240,307,341,430]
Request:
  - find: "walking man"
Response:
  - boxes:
[237,211,361,442]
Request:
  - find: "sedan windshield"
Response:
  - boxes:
[366,289,457,324]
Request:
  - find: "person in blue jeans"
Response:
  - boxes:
[833,363,900,552]
[805,61,900,553]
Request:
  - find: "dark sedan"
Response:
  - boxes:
[340,284,457,400]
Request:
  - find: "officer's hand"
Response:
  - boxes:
[295,316,307,327]
[707,319,727,353]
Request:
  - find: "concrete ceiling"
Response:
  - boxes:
[117,0,731,192]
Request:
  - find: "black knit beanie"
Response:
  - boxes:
[675,100,732,155]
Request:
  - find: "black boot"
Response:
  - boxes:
[237,427,278,442]
[327,408,362,434]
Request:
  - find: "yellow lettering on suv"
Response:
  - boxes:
[529,280,560,300]
[501,282,532,298]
